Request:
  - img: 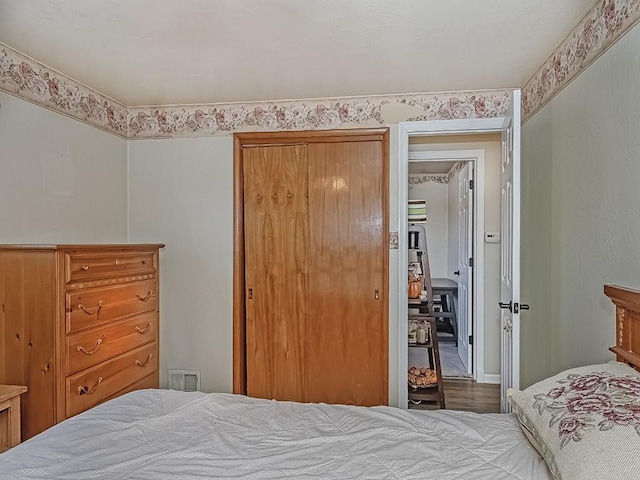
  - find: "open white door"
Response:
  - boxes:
[500,90,521,412]
[456,163,473,374]
[398,116,514,409]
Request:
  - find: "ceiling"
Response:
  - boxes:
[0,0,594,106]
[409,161,458,175]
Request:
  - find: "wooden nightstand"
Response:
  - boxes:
[0,385,28,452]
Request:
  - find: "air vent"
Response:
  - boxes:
[168,369,201,392]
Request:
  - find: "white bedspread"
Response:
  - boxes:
[0,390,550,479]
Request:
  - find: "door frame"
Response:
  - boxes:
[233,128,390,396]
[407,148,485,379]
[397,117,508,409]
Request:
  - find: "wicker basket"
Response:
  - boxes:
[408,367,437,388]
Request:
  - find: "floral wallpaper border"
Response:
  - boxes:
[0,43,509,138]
[408,160,468,185]
[0,42,128,137]
[2,0,639,135]
[0,41,510,138]
[126,91,510,138]
[447,160,467,182]
[409,174,449,185]
[522,0,640,121]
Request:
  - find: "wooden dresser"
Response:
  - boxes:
[0,244,163,440]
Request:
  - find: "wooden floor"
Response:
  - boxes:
[409,378,501,413]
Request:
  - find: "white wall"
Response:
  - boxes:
[0,91,402,402]
[521,106,556,388]
[0,92,128,243]
[0,85,504,401]
[521,22,640,387]
[0,84,503,401]
[128,129,404,405]
[127,137,234,393]
[407,180,448,277]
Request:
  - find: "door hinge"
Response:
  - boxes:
[469,180,474,190]
[469,257,474,268]
[469,335,473,345]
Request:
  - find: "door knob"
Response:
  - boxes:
[453,271,460,276]
[499,301,512,312]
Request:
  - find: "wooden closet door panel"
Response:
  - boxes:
[243,145,309,402]
[307,141,387,406]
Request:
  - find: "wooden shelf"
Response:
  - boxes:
[408,386,440,402]
[408,342,433,348]
[407,317,445,409]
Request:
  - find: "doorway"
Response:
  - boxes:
[397,91,522,412]
[407,149,485,382]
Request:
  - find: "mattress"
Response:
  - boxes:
[0,390,550,479]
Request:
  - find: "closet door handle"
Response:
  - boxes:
[374,289,380,300]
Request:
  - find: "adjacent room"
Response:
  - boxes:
[1,1,640,478]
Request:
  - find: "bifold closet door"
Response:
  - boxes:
[243,145,309,402]
[307,141,387,406]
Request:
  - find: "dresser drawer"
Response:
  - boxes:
[66,313,158,374]
[66,343,157,417]
[65,251,156,284]
[102,373,158,404]
[66,279,157,333]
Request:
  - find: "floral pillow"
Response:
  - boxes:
[508,362,640,480]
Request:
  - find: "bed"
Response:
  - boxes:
[1,284,639,480]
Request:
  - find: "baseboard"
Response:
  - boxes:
[482,374,501,385]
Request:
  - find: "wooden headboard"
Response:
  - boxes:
[605,284,640,371]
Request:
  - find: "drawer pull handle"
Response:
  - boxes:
[80,265,89,271]
[142,260,150,265]
[136,290,153,302]
[78,376,103,396]
[135,323,152,335]
[135,354,153,368]
[77,337,104,355]
[78,300,103,316]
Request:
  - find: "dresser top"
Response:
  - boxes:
[0,244,165,251]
